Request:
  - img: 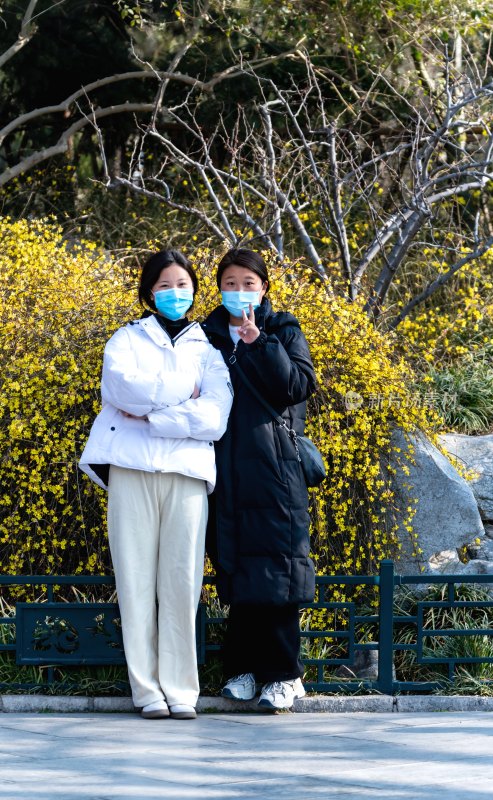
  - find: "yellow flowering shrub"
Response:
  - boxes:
[0,217,135,575]
[0,223,434,585]
[387,248,493,434]
[393,249,493,368]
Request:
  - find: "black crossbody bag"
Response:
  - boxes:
[232,361,326,487]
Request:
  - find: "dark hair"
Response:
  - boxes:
[216,248,269,291]
[138,249,198,311]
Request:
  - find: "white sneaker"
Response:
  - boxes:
[169,704,197,720]
[258,677,306,710]
[221,672,257,700]
[141,699,170,719]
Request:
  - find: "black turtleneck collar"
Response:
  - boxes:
[153,314,191,339]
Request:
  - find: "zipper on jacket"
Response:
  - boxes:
[171,321,198,346]
[160,321,197,348]
[229,342,239,364]
[227,322,264,364]
[146,318,199,348]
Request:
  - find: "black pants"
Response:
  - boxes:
[223,603,303,683]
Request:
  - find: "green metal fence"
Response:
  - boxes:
[1,560,493,694]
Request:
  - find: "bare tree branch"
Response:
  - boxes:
[107,176,229,243]
[0,0,40,69]
[0,2,300,189]
[258,102,284,257]
[389,236,493,328]
[87,48,493,324]
[364,209,430,318]
[0,103,155,187]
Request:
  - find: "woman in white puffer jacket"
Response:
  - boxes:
[79,249,233,721]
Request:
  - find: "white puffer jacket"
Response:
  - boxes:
[79,315,233,493]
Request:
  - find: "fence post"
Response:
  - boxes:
[377,559,395,694]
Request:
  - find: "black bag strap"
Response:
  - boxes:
[230,353,322,481]
[230,360,284,424]
[231,360,300,446]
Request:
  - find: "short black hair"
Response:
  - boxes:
[138,249,198,311]
[216,248,269,291]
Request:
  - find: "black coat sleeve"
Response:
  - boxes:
[237,324,317,408]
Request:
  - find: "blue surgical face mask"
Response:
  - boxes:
[221,290,261,319]
[154,288,193,321]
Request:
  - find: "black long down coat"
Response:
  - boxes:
[202,297,317,606]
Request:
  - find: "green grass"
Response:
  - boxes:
[393,583,493,695]
[428,357,493,433]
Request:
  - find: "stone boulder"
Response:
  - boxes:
[427,549,463,573]
[428,552,493,600]
[388,429,485,574]
[334,649,397,682]
[428,549,493,575]
[335,649,379,681]
[440,433,493,521]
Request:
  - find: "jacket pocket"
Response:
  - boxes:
[95,406,122,452]
[273,422,288,484]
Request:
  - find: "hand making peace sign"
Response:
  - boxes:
[237,304,260,344]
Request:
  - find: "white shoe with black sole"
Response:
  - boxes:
[257,677,306,710]
[221,672,257,701]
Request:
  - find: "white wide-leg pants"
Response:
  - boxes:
[107,466,207,708]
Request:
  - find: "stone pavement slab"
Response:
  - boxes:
[1,712,493,800]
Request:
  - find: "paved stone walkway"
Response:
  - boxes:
[1,710,493,799]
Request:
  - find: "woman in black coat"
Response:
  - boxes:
[202,248,317,710]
